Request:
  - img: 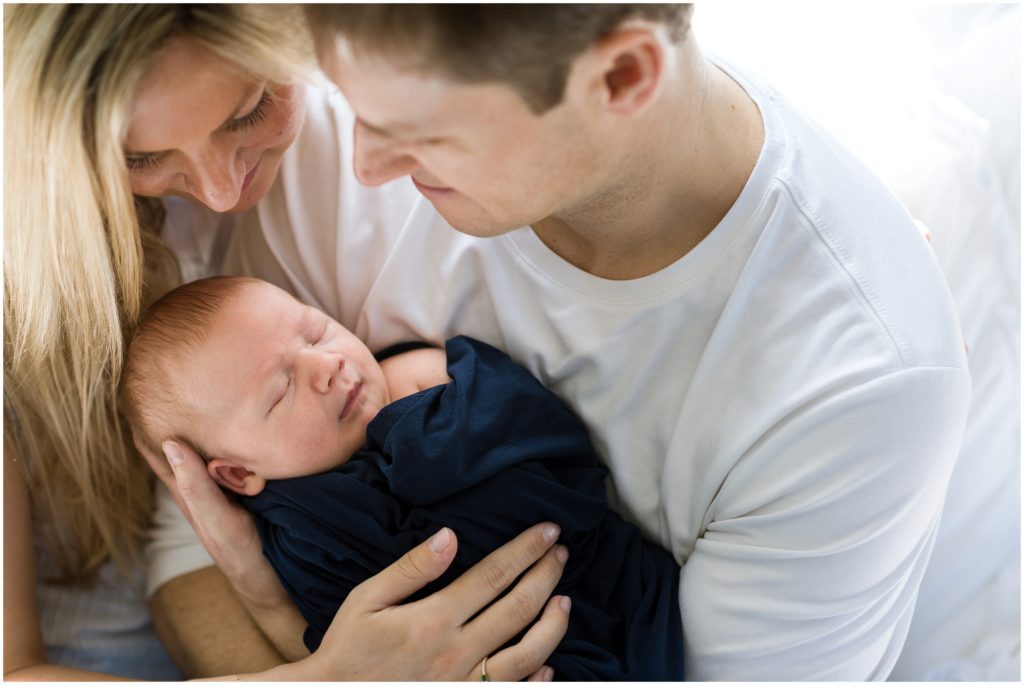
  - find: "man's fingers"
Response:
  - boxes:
[165,441,218,510]
[352,527,459,611]
[472,595,570,682]
[135,433,175,490]
[441,522,561,622]
[465,544,567,653]
[162,441,237,535]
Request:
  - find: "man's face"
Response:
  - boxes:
[180,281,390,481]
[323,43,611,237]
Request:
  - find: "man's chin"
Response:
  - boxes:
[431,205,520,239]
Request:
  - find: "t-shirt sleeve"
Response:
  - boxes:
[680,365,971,680]
[144,484,213,597]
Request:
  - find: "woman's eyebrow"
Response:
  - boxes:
[124,85,262,156]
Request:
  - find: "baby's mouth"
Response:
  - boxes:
[339,381,363,420]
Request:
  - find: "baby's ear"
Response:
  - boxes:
[208,459,266,496]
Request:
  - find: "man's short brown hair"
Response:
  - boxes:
[305,4,694,113]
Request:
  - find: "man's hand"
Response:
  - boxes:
[138,437,307,659]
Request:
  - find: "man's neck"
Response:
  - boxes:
[531,48,764,281]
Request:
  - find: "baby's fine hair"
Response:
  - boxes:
[120,275,259,460]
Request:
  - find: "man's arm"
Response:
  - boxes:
[680,366,971,680]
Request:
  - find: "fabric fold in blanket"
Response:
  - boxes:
[243,335,682,680]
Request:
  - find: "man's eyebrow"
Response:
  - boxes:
[124,84,262,157]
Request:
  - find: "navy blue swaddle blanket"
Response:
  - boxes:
[242,336,682,680]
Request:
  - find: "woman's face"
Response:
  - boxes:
[124,34,306,213]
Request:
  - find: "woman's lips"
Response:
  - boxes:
[241,158,262,191]
[339,382,362,420]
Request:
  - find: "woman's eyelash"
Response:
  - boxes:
[125,90,270,172]
[226,90,272,133]
[125,152,165,172]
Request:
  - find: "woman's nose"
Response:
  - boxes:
[352,121,419,186]
[184,145,244,212]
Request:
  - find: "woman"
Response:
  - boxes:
[4,5,567,680]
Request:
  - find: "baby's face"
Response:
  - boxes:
[180,281,390,481]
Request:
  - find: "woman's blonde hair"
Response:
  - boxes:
[3,4,311,581]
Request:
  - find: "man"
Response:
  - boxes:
[150,6,971,679]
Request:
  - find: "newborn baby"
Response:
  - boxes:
[122,276,683,681]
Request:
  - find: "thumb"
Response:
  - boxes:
[356,527,458,610]
[163,441,225,517]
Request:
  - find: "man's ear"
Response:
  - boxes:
[208,459,266,497]
[584,27,665,117]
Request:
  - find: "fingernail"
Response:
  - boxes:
[429,527,451,553]
[559,595,572,613]
[544,523,560,543]
[555,545,569,564]
[163,441,183,466]
[541,667,554,681]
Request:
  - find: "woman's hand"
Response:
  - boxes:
[141,437,570,681]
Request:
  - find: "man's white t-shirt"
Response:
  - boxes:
[149,60,971,680]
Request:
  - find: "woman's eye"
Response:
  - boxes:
[226,89,272,133]
[125,152,165,173]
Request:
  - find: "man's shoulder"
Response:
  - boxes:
[751,100,967,373]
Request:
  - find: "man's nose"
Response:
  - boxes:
[352,121,418,186]
[300,348,345,394]
[184,144,244,212]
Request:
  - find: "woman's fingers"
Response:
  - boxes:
[305,525,567,681]
[526,666,556,682]
[468,595,570,682]
[441,522,562,622]
[350,527,459,611]
[464,544,568,655]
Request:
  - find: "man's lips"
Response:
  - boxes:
[411,177,453,195]
[339,382,362,420]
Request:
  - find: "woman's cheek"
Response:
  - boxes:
[128,173,168,198]
[267,83,307,150]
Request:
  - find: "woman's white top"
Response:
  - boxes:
[34,524,180,678]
